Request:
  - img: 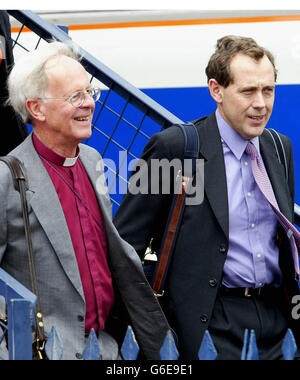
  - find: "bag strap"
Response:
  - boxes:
[265,129,300,227]
[151,123,199,296]
[0,156,45,346]
[265,128,288,182]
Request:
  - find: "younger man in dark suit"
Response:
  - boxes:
[114,35,300,360]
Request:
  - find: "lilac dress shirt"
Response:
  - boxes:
[33,134,115,332]
[215,110,282,288]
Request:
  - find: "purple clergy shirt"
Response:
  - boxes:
[33,133,115,332]
[215,109,282,288]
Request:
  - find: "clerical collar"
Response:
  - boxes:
[62,156,79,167]
[32,133,80,167]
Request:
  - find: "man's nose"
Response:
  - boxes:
[81,92,95,108]
[252,92,266,108]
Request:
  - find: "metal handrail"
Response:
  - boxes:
[8,10,182,128]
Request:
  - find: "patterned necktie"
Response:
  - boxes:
[245,142,300,281]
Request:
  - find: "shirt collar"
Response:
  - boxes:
[32,133,80,167]
[215,108,260,160]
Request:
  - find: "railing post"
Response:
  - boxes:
[198,330,218,360]
[7,299,33,360]
[121,326,140,360]
[160,330,179,360]
[0,268,37,360]
[241,329,259,360]
[83,329,100,360]
[282,329,298,360]
[45,326,63,360]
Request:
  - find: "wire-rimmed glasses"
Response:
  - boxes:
[39,87,101,108]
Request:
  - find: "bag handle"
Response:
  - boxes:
[0,156,45,351]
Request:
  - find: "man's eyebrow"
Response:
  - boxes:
[64,86,92,96]
[240,86,257,91]
[240,84,275,91]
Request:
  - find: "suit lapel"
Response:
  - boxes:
[196,114,229,239]
[14,136,85,300]
[259,132,293,221]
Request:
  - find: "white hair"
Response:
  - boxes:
[7,41,81,123]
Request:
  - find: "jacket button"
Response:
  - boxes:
[75,353,83,360]
[77,315,84,322]
[209,279,217,287]
[219,244,227,253]
[200,314,208,323]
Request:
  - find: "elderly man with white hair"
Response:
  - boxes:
[0,41,169,360]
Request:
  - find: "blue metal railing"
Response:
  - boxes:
[0,268,36,360]
[0,268,298,361]
[8,10,182,214]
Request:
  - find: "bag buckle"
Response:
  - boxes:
[153,290,165,298]
[34,338,46,360]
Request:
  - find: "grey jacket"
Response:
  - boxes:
[0,134,169,360]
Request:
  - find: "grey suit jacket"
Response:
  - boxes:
[0,134,169,360]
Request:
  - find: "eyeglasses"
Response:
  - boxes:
[39,87,101,108]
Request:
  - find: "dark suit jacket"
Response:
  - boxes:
[114,112,300,359]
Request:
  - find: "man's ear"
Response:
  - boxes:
[208,79,224,104]
[26,98,46,122]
